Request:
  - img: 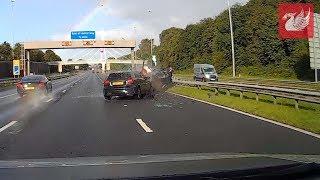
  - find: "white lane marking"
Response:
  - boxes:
[45,98,53,103]
[0,121,17,133]
[97,75,103,82]
[169,92,320,139]
[136,119,153,133]
[0,93,17,99]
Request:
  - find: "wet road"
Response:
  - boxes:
[0,72,319,160]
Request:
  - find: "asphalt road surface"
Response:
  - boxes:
[0,72,319,160]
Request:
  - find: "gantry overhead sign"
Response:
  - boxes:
[71,31,96,40]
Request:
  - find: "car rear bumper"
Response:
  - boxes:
[104,86,136,97]
[17,88,46,96]
[207,78,218,82]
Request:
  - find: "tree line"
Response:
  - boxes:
[155,0,320,80]
[0,42,62,62]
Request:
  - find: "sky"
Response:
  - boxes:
[0,0,248,60]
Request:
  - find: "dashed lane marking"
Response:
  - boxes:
[0,121,17,133]
[136,119,153,133]
[0,93,17,99]
[45,98,53,103]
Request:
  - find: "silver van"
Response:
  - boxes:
[194,64,218,82]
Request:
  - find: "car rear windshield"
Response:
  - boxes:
[107,72,132,80]
[21,76,44,83]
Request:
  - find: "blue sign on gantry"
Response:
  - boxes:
[71,31,96,40]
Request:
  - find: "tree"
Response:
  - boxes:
[156,27,184,68]
[136,39,152,60]
[44,50,61,62]
[30,50,45,62]
[0,41,13,61]
[155,0,320,79]
[119,39,155,61]
[13,43,22,60]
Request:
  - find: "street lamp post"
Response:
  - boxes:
[227,0,236,78]
[11,0,15,58]
[148,10,153,66]
[133,26,137,60]
[11,0,16,77]
[11,0,15,46]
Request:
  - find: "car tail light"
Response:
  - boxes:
[16,81,23,89]
[126,77,134,85]
[103,80,110,87]
[38,81,46,89]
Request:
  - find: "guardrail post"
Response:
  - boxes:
[226,89,230,96]
[255,93,259,102]
[273,96,277,105]
[214,88,218,96]
[240,91,243,99]
[295,100,299,110]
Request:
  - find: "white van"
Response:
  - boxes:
[194,64,218,82]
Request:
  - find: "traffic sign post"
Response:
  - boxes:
[12,59,20,77]
[71,31,95,40]
[309,13,320,82]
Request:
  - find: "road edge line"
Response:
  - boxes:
[168,92,320,139]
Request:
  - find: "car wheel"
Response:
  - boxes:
[104,96,111,101]
[135,87,142,100]
[149,88,156,99]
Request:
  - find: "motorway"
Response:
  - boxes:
[0,72,319,160]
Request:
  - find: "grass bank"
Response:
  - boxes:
[168,85,320,134]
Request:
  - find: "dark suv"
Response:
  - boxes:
[103,71,152,100]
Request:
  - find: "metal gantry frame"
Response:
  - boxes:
[22,40,136,75]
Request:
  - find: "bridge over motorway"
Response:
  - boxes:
[22,40,137,75]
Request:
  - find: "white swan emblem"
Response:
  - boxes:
[282,8,311,31]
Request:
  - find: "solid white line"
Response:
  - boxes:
[45,98,53,103]
[95,73,103,83]
[168,92,320,139]
[0,93,17,99]
[0,121,17,133]
[136,119,153,133]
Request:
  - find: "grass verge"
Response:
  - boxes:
[168,85,320,134]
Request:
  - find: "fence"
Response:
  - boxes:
[0,61,55,79]
[174,79,320,109]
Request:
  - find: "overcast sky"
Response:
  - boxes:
[0,0,248,60]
